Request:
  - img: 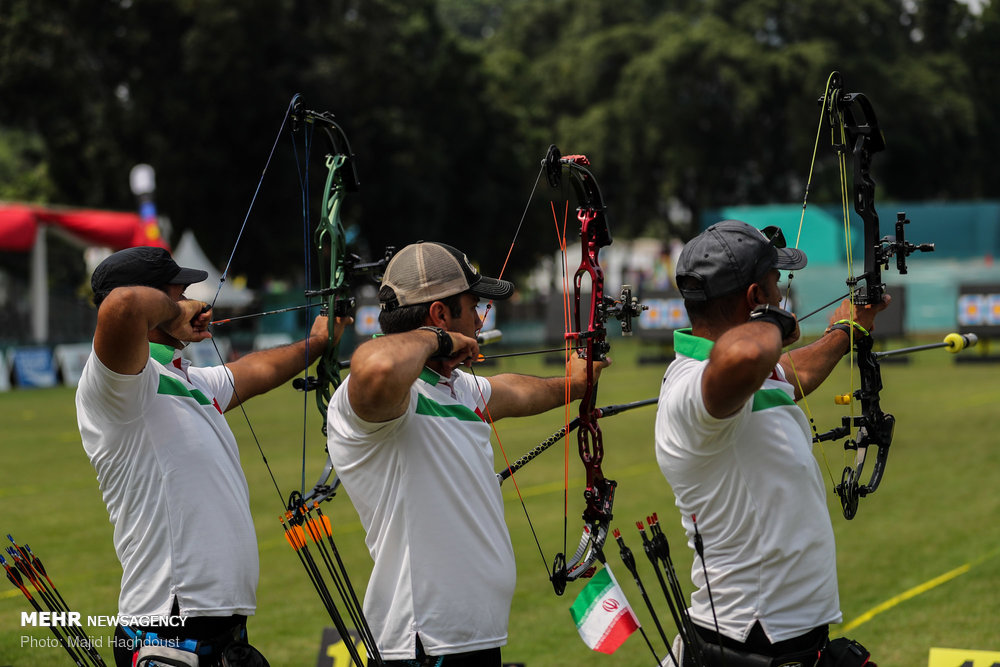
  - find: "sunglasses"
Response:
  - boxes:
[761,225,787,249]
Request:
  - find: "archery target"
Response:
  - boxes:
[957,294,985,326]
[990,294,1000,325]
[642,297,690,330]
[355,305,381,335]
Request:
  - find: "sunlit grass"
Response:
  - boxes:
[1,335,997,665]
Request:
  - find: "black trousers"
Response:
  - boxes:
[687,622,828,667]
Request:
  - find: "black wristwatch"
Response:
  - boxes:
[418,326,454,359]
[748,304,797,339]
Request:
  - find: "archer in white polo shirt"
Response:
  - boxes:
[77,246,341,667]
[655,221,889,665]
[327,242,609,666]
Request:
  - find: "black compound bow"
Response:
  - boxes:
[805,72,935,519]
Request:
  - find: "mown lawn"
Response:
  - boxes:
[1,335,998,665]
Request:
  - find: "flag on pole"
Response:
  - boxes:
[569,565,640,654]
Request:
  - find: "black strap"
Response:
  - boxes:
[749,304,797,339]
[418,325,453,358]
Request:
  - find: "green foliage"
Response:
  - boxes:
[0,128,55,202]
[1,337,999,665]
[1,0,998,305]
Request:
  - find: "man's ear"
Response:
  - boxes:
[426,301,449,328]
[746,282,768,310]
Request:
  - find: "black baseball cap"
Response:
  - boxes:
[676,220,807,301]
[91,246,208,305]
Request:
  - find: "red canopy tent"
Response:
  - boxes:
[1,202,169,343]
[0,203,169,252]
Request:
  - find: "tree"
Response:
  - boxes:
[0,0,530,286]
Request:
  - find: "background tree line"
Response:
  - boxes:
[1,0,997,292]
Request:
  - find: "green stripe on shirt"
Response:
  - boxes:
[157,374,213,405]
[676,330,794,412]
[752,388,795,411]
[415,394,482,422]
[149,342,176,365]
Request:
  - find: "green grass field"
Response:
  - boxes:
[2,336,999,666]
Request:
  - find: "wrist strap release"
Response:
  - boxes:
[418,326,453,359]
[825,319,870,337]
[749,304,797,339]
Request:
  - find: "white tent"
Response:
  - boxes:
[171,230,254,307]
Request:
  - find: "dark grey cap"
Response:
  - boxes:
[676,220,807,301]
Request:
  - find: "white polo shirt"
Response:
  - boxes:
[327,367,516,660]
[654,329,841,643]
[77,343,258,618]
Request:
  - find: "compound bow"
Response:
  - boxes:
[285,99,394,510]
[211,94,391,664]
[534,145,647,594]
[802,72,935,519]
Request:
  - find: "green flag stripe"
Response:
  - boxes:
[569,569,614,622]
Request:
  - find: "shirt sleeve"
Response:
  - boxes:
[660,361,750,457]
[327,374,411,441]
[77,348,156,424]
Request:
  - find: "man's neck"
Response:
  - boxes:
[149,328,186,350]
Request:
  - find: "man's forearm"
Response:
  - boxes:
[782,328,852,398]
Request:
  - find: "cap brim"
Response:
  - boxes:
[169,267,209,285]
[469,276,514,300]
[774,248,807,271]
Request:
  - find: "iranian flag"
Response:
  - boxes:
[569,565,640,654]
